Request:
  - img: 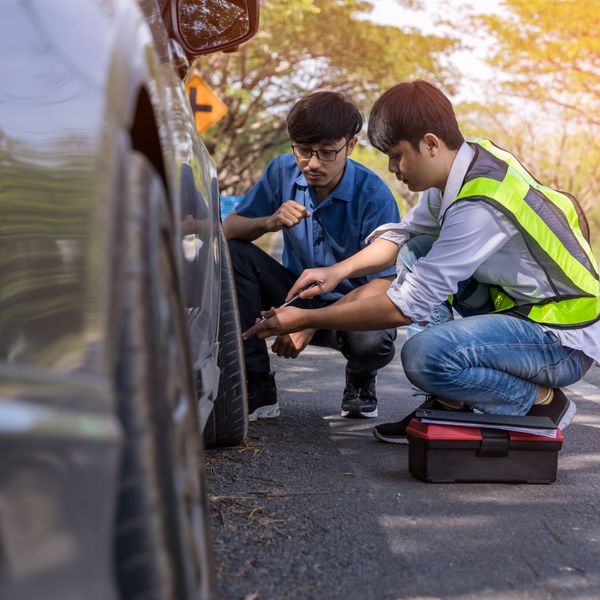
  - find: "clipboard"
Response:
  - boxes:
[415,409,557,429]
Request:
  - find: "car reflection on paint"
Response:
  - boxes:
[0,0,258,598]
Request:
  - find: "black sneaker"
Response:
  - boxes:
[247,371,279,421]
[373,396,473,444]
[527,388,576,430]
[341,369,378,418]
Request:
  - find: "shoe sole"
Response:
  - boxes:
[372,428,409,444]
[558,399,577,430]
[248,404,280,422]
[340,408,378,418]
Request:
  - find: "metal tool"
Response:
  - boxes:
[241,280,323,337]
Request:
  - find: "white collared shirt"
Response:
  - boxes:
[367,142,600,363]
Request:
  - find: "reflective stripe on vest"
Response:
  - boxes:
[453,139,600,327]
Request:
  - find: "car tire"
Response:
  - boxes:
[113,151,214,599]
[203,226,248,449]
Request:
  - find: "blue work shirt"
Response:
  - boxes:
[235,154,400,300]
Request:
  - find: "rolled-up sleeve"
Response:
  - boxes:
[361,182,401,280]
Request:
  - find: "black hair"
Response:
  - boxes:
[367,80,464,152]
[287,91,362,144]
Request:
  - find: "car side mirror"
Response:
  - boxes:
[171,0,259,56]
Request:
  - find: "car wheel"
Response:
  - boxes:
[113,151,214,599]
[203,226,248,449]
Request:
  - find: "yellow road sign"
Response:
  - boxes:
[185,74,228,134]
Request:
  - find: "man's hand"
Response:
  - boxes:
[266,200,311,231]
[223,201,310,241]
[270,329,316,358]
[242,306,307,340]
[285,265,343,302]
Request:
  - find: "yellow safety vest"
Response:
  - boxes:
[452,139,600,328]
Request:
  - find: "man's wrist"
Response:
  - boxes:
[332,261,352,282]
[260,215,271,233]
[263,214,278,233]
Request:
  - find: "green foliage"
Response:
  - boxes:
[194,0,458,195]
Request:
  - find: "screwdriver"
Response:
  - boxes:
[241,280,323,337]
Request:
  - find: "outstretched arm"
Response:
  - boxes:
[285,238,400,301]
[243,289,411,341]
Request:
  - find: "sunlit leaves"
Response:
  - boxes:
[195,0,457,195]
[478,0,600,119]
[465,0,600,259]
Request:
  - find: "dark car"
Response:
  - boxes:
[0,0,257,598]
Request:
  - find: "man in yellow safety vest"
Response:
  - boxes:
[243,80,600,444]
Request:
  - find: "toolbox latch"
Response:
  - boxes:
[478,428,510,457]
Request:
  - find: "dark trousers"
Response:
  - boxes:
[228,239,397,376]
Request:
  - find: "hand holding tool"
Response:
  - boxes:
[241,280,323,337]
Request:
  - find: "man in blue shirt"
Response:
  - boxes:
[224,91,400,421]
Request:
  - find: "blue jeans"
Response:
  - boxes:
[399,234,493,397]
[398,235,593,414]
[401,314,593,414]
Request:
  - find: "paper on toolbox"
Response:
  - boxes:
[415,409,559,438]
[419,418,558,438]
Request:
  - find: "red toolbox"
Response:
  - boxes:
[407,411,564,484]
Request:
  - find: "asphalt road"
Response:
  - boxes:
[206,329,600,600]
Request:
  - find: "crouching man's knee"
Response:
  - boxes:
[401,329,456,391]
[344,329,397,371]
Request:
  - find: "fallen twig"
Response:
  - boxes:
[210,489,332,501]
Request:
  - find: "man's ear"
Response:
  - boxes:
[346,136,358,155]
[422,133,440,157]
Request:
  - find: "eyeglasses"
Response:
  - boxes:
[291,140,350,162]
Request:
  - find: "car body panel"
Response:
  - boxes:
[0,0,242,596]
[0,374,120,600]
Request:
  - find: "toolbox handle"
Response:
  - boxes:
[478,428,510,457]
